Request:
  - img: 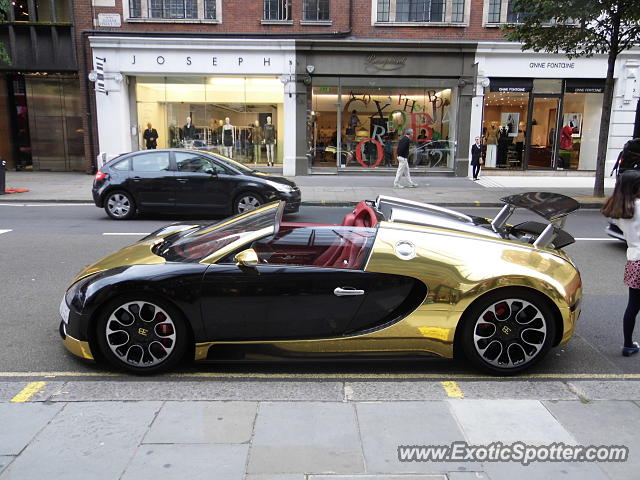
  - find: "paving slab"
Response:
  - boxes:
[246,476,305,480]
[567,381,640,400]
[309,476,448,479]
[143,401,257,444]
[0,457,13,475]
[453,381,577,400]
[0,401,161,479]
[356,401,471,474]
[49,380,344,401]
[0,403,64,455]
[544,400,640,480]
[448,399,607,480]
[121,444,248,480]
[247,402,364,474]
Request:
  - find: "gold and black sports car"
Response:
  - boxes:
[59,193,582,375]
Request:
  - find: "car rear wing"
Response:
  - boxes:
[492,192,580,248]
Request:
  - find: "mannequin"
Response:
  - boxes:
[252,120,262,164]
[222,117,234,158]
[485,124,498,168]
[182,116,196,141]
[263,116,276,166]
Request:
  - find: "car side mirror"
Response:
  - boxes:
[204,168,217,176]
[235,249,259,268]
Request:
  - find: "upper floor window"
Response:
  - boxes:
[375,0,467,24]
[486,0,528,24]
[264,0,291,21]
[303,0,329,21]
[129,0,219,21]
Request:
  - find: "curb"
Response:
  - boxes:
[0,198,607,209]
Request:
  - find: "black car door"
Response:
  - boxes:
[173,151,234,213]
[127,151,175,209]
[200,264,370,341]
[199,226,378,341]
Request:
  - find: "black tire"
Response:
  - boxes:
[95,295,189,374]
[459,288,556,375]
[104,190,136,220]
[234,191,264,214]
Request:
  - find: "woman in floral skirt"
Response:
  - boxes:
[602,170,640,356]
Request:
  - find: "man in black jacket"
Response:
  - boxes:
[143,123,158,149]
[394,128,418,188]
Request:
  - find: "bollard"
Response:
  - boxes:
[0,159,6,195]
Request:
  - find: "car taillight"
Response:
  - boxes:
[95,170,107,181]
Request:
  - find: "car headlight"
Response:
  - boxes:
[268,181,294,193]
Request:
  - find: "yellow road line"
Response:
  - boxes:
[442,381,464,398]
[11,381,46,403]
[2,372,640,380]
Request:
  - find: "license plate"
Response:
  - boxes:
[59,297,70,324]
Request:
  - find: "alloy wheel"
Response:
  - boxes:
[107,193,132,219]
[236,195,262,213]
[472,298,548,369]
[105,301,177,368]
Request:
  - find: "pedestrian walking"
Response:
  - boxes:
[602,169,640,356]
[470,136,483,180]
[143,123,158,149]
[394,128,417,188]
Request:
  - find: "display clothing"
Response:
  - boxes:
[182,123,196,140]
[496,128,510,167]
[263,124,276,144]
[143,128,158,149]
[486,127,498,145]
[223,126,234,147]
[559,126,573,150]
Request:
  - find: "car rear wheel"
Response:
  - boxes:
[96,296,188,374]
[104,190,136,220]
[459,288,556,375]
[234,192,264,214]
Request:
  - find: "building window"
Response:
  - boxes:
[375,0,466,24]
[264,0,291,21]
[303,0,329,21]
[128,0,219,20]
[486,0,529,24]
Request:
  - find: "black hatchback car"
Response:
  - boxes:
[93,149,301,219]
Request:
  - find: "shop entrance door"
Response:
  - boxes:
[525,95,561,169]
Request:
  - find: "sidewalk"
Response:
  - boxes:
[1,171,616,208]
[1,378,639,479]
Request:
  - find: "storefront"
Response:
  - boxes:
[89,37,299,172]
[297,40,477,175]
[474,44,640,173]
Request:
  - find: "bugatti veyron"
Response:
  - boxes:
[59,193,582,375]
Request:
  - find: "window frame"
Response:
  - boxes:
[262,0,293,24]
[372,0,470,26]
[302,0,330,22]
[124,0,222,23]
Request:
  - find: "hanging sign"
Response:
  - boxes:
[565,79,605,93]
[95,56,106,94]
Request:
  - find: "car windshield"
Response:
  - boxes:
[201,151,255,174]
[154,205,279,263]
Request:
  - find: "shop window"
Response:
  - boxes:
[303,0,329,21]
[264,0,291,21]
[309,85,455,170]
[482,91,529,169]
[135,76,284,165]
[128,0,219,20]
[374,0,467,24]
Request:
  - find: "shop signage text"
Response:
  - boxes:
[364,54,407,71]
[130,55,275,68]
[529,62,576,70]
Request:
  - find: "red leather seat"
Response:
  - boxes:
[342,202,378,228]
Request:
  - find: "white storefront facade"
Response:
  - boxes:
[89,37,304,175]
[471,43,639,173]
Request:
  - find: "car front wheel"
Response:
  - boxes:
[234,192,264,214]
[96,296,188,374]
[460,288,556,375]
[104,190,136,220]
